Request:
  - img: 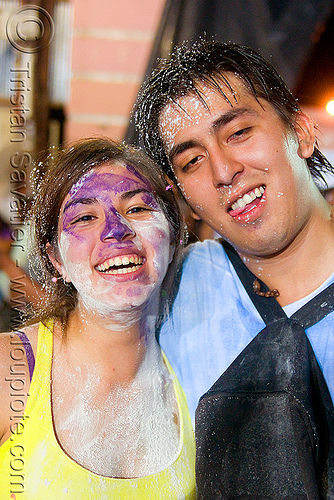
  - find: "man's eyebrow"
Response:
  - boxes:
[212,107,258,131]
[169,141,198,162]
[63,197,97,213]
[169,108,258,161]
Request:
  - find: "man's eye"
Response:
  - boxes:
[229,127,251,140]
[182,155,201,172]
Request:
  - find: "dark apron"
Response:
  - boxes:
[195,241,334,499]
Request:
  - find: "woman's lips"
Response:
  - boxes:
[95,254,144,275]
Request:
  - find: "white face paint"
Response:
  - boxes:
[55,163,173,320]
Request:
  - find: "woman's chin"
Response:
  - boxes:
[78,290,157,319]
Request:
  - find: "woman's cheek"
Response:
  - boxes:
[58,231,90,279]
[136,216,171,277]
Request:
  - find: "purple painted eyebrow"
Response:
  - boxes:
[63,197,97,213]
[168,107,258,161]
[63,188,152,214]
[121,188,152,201]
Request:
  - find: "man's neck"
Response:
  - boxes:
[237,205,334,307]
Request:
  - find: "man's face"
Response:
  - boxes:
[159,73,317,259]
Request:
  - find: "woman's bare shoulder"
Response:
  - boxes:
[0,323,39,356]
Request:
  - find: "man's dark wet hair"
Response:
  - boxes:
[134,39,333,184]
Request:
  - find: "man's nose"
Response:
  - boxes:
[100,211,135,242]
[209,146,244,188]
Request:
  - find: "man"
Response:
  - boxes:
[134,40,334,498]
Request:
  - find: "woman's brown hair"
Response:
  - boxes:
[27,138,185,330]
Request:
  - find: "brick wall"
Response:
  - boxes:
[65,0,165,143]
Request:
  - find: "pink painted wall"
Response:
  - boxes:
[64,0,166,143]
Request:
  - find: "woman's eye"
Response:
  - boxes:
[72,214,96,224]
[127,206,151,215]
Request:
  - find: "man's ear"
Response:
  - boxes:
[293,111,315,159]
[190,209,201,221]
[46,242,63,276]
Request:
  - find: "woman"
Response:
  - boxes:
[0,139,196,498]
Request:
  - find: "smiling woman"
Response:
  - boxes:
[29,139,184,328]
[50,163,174,320]
[0,138,195,499]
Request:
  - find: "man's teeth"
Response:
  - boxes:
[231,186,265,211]
[96,255,143,274]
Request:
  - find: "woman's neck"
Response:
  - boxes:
[51,305,178,478]
[60,300,159,385]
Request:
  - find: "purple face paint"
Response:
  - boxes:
[99,205,135,242]
[61,169,159,239]
[56,163,172,322]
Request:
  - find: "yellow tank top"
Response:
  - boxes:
[0,321,196,499]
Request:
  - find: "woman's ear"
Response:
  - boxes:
[293,111,316,159]
[168,241,176,264]
[46,242,63,276]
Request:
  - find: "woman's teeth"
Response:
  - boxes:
[96,255,143,274]
[231,186,265,211]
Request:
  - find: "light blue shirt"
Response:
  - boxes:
[160,239,334,424]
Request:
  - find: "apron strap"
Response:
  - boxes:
[195,239,334,498]
[222,239,334,328]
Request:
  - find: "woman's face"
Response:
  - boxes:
[53,163,174,316]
